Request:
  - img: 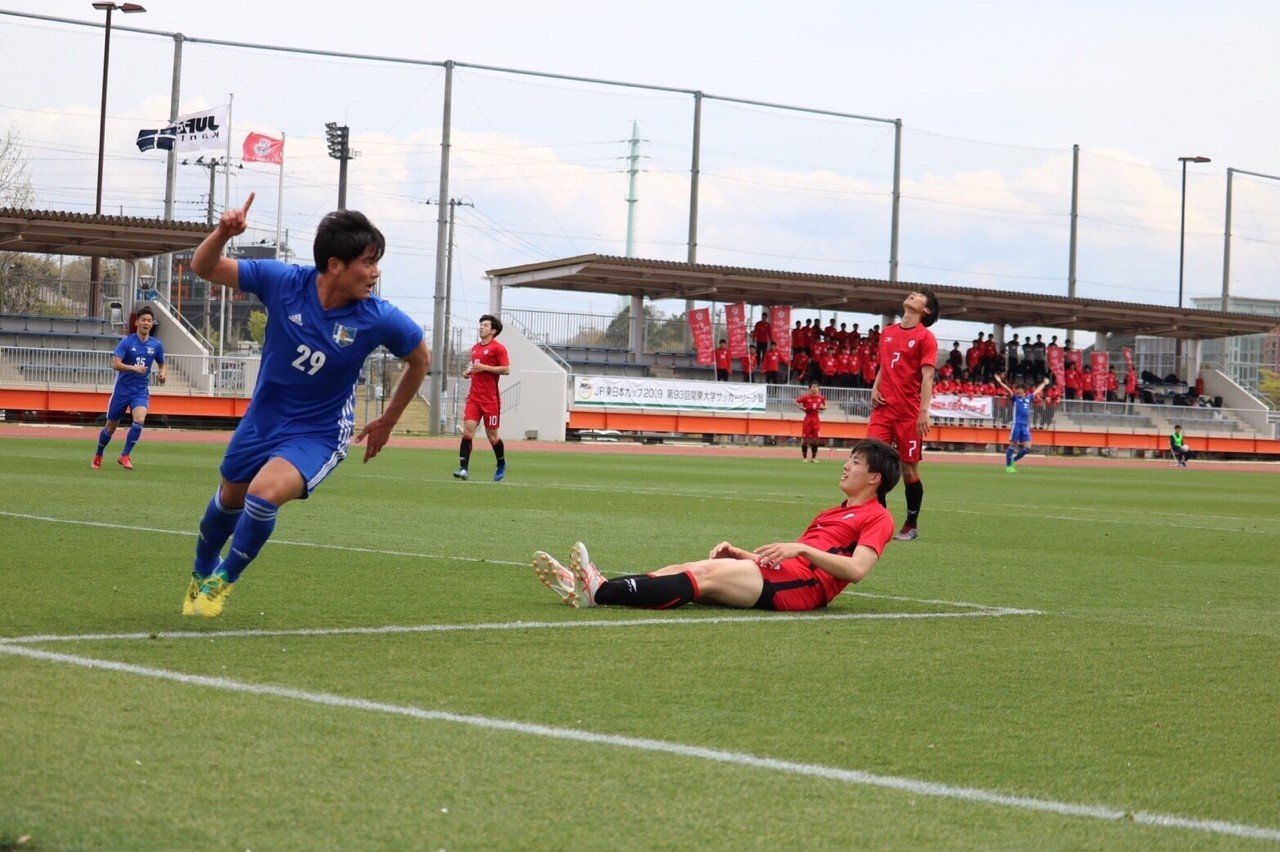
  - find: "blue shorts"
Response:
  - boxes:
[1010,425,1032,444]
[106,389,149,422]
[220,418,349,498]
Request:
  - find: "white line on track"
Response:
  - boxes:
[0,641,1274,843]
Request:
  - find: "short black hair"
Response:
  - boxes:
[480,314,503,336]
[314,209,385,271]
[851,438,901,499]
[135,305,154,319]
[919,288,940,327]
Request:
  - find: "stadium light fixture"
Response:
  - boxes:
[325,122,353,209]
[1176,155,1211,375]
[90,1,146,319]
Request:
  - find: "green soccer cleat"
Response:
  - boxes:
[193,573,234,618]
[1005,465,1018,473]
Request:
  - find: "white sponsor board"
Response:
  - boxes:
[929,394,994,420]
[574,376,767,412]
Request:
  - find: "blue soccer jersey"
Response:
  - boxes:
[236,259,423,437]
[1010,394,1033,429]
[112,332,165,396]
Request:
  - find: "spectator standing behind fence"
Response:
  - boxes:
[795,380,827,462]
[1105,365,1119,402]
[752,312,772,361]
[714,339,731,381]
[762,341,780,384]
[1170,424,1192,467]
[91,304,167,471]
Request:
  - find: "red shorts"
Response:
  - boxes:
[802,416,821,439]
[867,411,924,463]
[464,398,500,429]
[753,559,840,611]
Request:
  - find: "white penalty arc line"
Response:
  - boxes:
[0,605,1042,646]
[0,643,1275,844]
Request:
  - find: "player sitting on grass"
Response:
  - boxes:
[533,438,901,611]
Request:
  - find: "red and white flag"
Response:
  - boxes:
[725,302,748,360]
[242,132,284,165]
[769,305,792,364]
[688,308,714,365]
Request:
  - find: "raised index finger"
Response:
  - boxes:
[242,192,256,215]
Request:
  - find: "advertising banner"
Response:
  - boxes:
[1091,351,1109,399]
[769,305,792,364]
[928,394,994,420]
[573,376,768,412]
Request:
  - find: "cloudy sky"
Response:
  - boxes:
[2,1,1278,347]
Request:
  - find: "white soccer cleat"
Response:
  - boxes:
[568,541,605,608]
[533,551,577,606]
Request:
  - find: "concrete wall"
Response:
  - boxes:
[1201,368,1272,434]
[496,326,569,441]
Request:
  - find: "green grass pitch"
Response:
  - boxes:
[1,436,1277,848]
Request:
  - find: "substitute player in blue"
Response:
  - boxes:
[995,373,1049,473]
[186,193,430,617]
[92,304,166,471]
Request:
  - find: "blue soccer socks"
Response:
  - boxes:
[121,422,144,456]
[217,494,279,583]
[194,490,243,578]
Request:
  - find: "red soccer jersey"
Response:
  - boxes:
[796,392,826,418]
[875,321,938,419]
[752,320,772,344]
[714,347,731,371]
[467,338,509,403]
[763,348,780,372]
[786,498,896,605]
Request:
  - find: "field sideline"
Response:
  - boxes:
[1,430,1277,848]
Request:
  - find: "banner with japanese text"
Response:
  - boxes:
[1122,346,1137,395]
[769,305,792,364]
[1090,351,1109,399]
[725,302,748,359]
[688,308,713,365]
[573,376,767,412]
[1046,344,1065,389]
[1066,348,1083,370]
[928,394,994,420]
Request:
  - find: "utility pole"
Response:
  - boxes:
[624,121,644,351]
[325,122,354,209]
[182,155,233,339]
[426,197,474,377]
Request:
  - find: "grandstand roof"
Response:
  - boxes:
[0,208,212,261]
[488,254,1279,341]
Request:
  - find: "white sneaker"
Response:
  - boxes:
[568,541,605,608]
[452,468,469,480]
[533,551,577,606]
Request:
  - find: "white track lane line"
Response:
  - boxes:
[0,642,1274,843]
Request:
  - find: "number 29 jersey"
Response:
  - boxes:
[237,259,423,436]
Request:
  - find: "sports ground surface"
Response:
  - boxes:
[1,425,1277,848]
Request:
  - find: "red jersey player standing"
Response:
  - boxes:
[794,380,827,462]
[454,314,511,481]
[868,289,940,541]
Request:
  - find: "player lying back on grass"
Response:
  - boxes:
[534,438,901,611]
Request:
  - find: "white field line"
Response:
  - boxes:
[0,642,1275,844]
[0,603,1041,646]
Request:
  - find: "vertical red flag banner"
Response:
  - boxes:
[1122,346,1135,373]
[770,305,792,364]
[1090,351,1109,400]
[688,307,714,365]
[725,302,748,360]
[242,132,284,165]
[1066,348,1083,370]
[1046,344,1065,390]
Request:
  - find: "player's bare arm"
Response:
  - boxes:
[708,541,759,561]
[916,364,936,437]
[753,541,880,583]
[192,193,255,290]
[356,340,431,462]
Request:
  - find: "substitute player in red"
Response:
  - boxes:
[868,289,939,541]
[454,314,510,481]
[795,379,827,462]
[533,438,900,611]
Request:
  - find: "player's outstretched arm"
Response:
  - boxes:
[192,193,255,290]
[355,340,431,462]
[754,541,880,583]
